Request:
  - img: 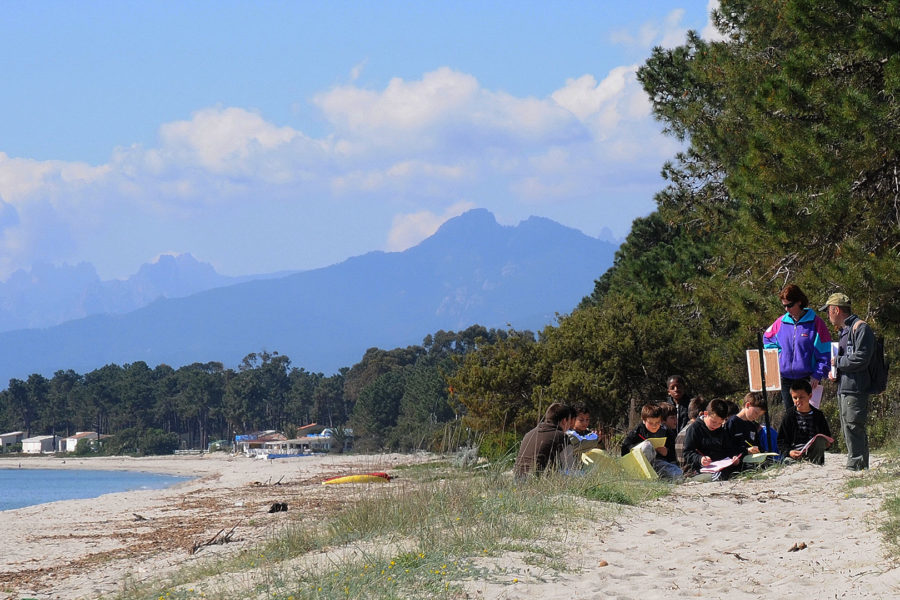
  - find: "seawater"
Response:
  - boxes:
[0,468,190,511]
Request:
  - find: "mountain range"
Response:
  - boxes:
[0,254,290,332]
[0,209,617,383]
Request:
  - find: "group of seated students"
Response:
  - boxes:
[513,376,833,481]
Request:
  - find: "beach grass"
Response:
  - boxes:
[109,459,670,600]
[836,445,900,558]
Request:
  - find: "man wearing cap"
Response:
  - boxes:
[822,293,876,470]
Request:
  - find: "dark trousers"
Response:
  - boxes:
[838,393,869,470]
[801,435,829,465]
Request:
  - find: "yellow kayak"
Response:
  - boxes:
[322,472,391,485]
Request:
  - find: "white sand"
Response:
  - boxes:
[0,452,430,600]
[467,453,900,600]
[2,452,898,600]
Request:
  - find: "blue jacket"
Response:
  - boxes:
[764,308,832,381]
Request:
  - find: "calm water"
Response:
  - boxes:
[0,468,190,511]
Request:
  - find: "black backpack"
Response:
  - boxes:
[854,320,889,395]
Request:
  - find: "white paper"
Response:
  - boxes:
[830,342,840,379]
[810,385,824,409]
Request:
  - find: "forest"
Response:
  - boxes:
[2,0,898,457]
[0,326,507,454]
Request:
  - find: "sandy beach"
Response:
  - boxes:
[2,452,898,599]
[0,452,432,600]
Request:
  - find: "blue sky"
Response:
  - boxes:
[0,1,721,280]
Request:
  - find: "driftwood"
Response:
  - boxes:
[190,522,240,554]
[248,475,286,487]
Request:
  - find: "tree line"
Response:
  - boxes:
[448,0,899,452]
[0,326,509,454]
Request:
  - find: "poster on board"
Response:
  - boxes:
[746,348,780,392]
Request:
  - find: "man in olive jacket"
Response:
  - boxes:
[513,403,576,478]
[823,293,876,470]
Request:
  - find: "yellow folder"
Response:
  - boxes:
[618,446,659,480]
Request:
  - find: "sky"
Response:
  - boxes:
[0,1,723,281]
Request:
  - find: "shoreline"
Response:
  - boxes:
[2,452,900,599]
[1,452,434,600]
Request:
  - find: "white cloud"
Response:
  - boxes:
[313,67,584,156]
[0,65,675,279]
[155,107,300,175]
[701,0,728,42]
[0,152,110,204]
[386,201,475,252]
[349,59,367,82]
[609,9,688,51]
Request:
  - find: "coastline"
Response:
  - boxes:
[2,452,900,599]
[0,452,433,600]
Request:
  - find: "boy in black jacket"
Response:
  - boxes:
[621,404,682,479]
[725,392,768,464]
[683,399,740,480]
[778,380,832,465]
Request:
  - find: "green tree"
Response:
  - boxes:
[349,368,410,450]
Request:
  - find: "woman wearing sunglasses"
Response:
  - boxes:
[763,284,833,412]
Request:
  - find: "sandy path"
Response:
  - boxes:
[469,453,900,599]
[2,452,899,600]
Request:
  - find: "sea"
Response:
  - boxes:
[0,468,190,511]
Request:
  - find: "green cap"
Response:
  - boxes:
[819,292,851,311]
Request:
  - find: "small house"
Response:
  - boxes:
[58,432,100,453]
[21,435,56,454]
[234,431,287,456]
[0,431,25,452]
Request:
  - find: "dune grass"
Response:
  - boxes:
[837,445,900,558]
[110,459,670,600]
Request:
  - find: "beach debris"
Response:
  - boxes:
[598,560,609,567]
[268,502,288,513]
[788,541,808,552]
[249,475,286,487]
[724,551,748,561]
[190,523,241,554]
[132,513,148,521]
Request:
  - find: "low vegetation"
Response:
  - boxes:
[108,460,670,600]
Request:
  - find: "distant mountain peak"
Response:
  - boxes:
[0,211,621,382]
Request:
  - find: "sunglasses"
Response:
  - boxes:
[782,301,796,309]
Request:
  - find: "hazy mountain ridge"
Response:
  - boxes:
[0,254,292,331]
[0,209,617,383]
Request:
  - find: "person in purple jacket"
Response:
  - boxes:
[764,284,833,412]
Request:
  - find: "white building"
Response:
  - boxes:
[58,432,99,453]
[21,435,56,454]
[0,431,25,452]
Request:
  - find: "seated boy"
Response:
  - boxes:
[683,398,740,480]
[777,380,832,466]
[675,396,707,469]
[725,392,767,462]
[514,402,576,478]
[621,403,682,480]
[566,403,599,454]
[658,402,678,434]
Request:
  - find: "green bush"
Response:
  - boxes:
[478,431,519,461]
